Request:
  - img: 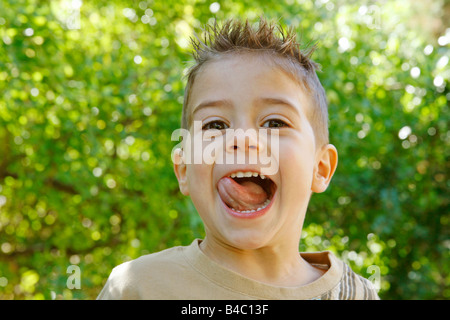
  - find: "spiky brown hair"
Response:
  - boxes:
[181,17,329,146]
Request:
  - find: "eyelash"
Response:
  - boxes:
[202,120,229,130]
[261,119,289,128]
[202,119,289,130]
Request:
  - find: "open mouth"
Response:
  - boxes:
[217,171,277,214]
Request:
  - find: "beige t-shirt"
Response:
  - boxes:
[97,239,379,300]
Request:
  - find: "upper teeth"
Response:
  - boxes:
[229,171,266,179]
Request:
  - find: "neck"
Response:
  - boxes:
[199,235,324,287]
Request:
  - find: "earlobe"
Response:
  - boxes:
[173,148,190,196]
[311,144,338,193]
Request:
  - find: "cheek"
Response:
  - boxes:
[186,164,215,208]
[279,137,316,185]
[187,164,209,189]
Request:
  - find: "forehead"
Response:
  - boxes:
[188,52,311,117]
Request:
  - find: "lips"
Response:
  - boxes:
[217,170,277,217]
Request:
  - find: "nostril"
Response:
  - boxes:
[231,144,258,151]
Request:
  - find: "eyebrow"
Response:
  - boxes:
[256,97,300,115]
[192,99,233,115]
[191,96,301,124]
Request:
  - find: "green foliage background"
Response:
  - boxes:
[0,0,448,299]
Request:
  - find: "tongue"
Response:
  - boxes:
[217,177,268,211]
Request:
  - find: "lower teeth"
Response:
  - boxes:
[232,199,271,213]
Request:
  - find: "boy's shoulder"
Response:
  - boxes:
[116,244,188,273]
[311,251,379,300]
[300,250,379,300]
[97,242,193,299]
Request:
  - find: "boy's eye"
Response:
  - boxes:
[262,119,289,128]
[202,120,229,130]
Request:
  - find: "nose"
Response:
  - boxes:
[225,128,265,154]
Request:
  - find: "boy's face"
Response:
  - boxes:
[174,53,337,250]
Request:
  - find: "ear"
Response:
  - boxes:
[173,148,190,196]
[311,144,338,193]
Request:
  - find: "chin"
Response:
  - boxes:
[218,226,277,251]
[208,188,280,251]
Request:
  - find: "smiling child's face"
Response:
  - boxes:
[174,53,337,250]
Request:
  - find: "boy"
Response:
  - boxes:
[97,18,379,300]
